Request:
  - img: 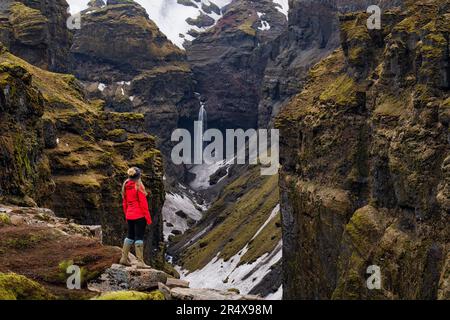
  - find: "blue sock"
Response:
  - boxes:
[135,240,144,245]
[124,238,134,245]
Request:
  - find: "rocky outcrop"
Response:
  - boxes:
[276,0,450,299]
[88,264,168,293]
[0,47,53,207]
[88,263,262,300]
[258,0,403,128]
[70,0,184,81]
[0,0,72,72]
[0,204,120,299]
[186,0,287,131]
[0,46,167,271]
[70,0,199,178]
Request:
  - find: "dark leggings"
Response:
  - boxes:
[127,218,146,242]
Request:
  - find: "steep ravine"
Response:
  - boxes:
[276,0,450,299]
[1,0,448,301]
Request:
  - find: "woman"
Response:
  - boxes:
[120,167,152,268]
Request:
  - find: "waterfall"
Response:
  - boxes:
[194,101,207,164]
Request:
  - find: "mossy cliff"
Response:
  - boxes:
[186,0,287,131]
[0,0,72,72]
[0,273,54,300]
[0,46,167,270]
[276,0,449,299]
[70,0,199,179]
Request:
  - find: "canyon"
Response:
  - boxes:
[0,0,448,300]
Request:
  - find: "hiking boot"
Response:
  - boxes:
[135,242,151,269]
[119,238,133,266]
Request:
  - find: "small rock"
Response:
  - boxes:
[10,215,27,226]
[166,278,190,289]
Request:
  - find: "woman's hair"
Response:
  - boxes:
[127,167,141,180]
[122,167,148,198]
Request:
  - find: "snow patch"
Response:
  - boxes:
[189,157,234,190]
[265,285,282,300]
[258,20,271,31]
[97,83,106,92]
[272,0,289,17]
[176,204,282,298]
[162,192,205,241]
[177,240,282,298]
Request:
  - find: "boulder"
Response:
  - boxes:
[88,264,169,293]
[166,278,190,289]
[158,282,172,300]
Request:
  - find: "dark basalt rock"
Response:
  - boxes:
[186,12,215,28]
[276,0,449,299]
[185,0,288,132]
[0,0,71,72]
[70,0,199,179]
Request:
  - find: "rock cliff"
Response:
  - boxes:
[0,0,71,72]
[70,0,199,177]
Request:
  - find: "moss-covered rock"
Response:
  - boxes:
[0,273,54,300]
[277,0,450,300]
[93,290,164,300]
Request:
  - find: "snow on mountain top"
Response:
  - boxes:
[67,0,232,49]
[67,1,289,49]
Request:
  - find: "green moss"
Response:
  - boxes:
[0,213,11,225]
[319,75,357,106]
[374,95,405,117]
[340,15,371,42]
[420,44,443,59]
[238,17,256,36]
[240,213,281,265]
[55,260,99,286]
[0,273,54,300]
[93,290,164,300]
[9,3,48,31]
[345,206,384,256]
[394,16,416,33]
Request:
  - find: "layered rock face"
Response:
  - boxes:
[0,45,53,207]
[186,0,287,131]
[258,0,403,128]
[277,0,449,299]
[0,0,71,72]
[0,204,120,299]
[70,0,199,173]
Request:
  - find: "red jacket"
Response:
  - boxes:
[122,180,152,225]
